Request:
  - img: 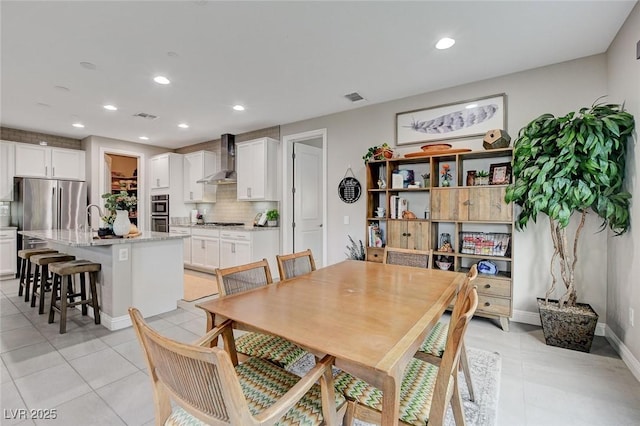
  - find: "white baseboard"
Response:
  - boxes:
[100,313,132,331]
[605,326,640,383]
[511,309,606,336]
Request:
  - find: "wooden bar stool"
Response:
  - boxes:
[17,248,58,302]
[30,253,76,314]
[48,260,101,334]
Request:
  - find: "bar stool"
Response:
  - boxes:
[48,260,101,334]
[17,248,58,302]
[30,253,76,314]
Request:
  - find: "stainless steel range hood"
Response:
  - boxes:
[196,134,236,184]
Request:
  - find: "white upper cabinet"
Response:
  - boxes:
[0,141,15,200]
[236,137,279,201]
[183,151,217,203]
[150,154,171,189]
[14,143,85,181]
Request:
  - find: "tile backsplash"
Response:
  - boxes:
[195,184,277,224]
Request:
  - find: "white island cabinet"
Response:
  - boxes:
[19,229,187,330]
[236,137,279,201]
[15,143,85,180]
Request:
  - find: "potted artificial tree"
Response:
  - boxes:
[505,100,634,352]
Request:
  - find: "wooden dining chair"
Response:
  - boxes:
[277,249,317,281]
[129,308,346,426]
[215,259,307,368]
[383,247,433,269]
[335,266,479,426]
[415,264,479,402]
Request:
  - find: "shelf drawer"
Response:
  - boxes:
[475,276,511,298]
[367,247,384,263]
[476,294,510,316]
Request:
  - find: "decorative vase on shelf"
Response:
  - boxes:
[113,210,131,236]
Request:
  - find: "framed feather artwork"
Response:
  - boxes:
[395,93,506,146]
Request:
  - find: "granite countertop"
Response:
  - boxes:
[19,229,188,247]
[172,224,279,231]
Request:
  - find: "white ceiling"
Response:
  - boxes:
[1,1,636,149]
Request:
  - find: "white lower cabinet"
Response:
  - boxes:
[169,226,192,265]
[190,228,219,271]
[219,229,280,278]
[0,229,17,279]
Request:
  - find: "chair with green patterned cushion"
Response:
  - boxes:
[415,264,478,402]
[335,266,479,426]
[277,249,317,281]
[215,259,308,369]
[129,307,346,426]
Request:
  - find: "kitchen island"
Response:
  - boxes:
[19,229,187,330]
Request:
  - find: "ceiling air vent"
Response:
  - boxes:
[132,112,158,120]
[344,92,365,103]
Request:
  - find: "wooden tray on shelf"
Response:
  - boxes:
[404,148,472,158]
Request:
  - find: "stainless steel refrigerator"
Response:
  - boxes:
[12,177,87,251]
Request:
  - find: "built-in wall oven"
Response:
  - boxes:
[151,194,169,232]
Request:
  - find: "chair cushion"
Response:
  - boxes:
[165,357,345,426]
[419,321,448,358]
[235,332,307,369]
[334,358,438,426]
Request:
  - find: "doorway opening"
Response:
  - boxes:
[97,147,145,231]
[105,154,139,226]
[282,129,327,268]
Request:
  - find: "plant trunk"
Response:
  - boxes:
[546,212,587,307]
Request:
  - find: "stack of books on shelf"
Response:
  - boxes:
[389,196,407,219]
[367,223,384,247]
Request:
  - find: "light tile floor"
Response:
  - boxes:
[1,274,639,426]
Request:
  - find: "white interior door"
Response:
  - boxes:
[293,142,323,267]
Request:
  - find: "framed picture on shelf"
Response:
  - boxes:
[395,93,506,146]
[489,162,512,185]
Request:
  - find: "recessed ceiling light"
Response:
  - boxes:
[178,123,189,129]
[54,85,70,92]
[103,104,118,111]
[435,37,456,50]
[153,76,171,85]
[139,136,149,140]
[465,103,478,109]
[233,105,245,111]
[36,102,51,108]
[72,123,85,128]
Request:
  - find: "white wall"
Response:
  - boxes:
[606,3,640,369]
[281,54,611,322]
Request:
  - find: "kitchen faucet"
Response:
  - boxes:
[87,204,105,231]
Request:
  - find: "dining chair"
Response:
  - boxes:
[335,266,479,426]
[415,264,479,402]
[383,247,433,269]
[276,249,317,281]
[129,308,346,426]
[215,259,307,368]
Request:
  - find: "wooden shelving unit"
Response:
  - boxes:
[365,147,514,330]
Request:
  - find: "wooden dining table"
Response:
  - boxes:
[197,259,465,426]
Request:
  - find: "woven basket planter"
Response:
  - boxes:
[537,298,598,353]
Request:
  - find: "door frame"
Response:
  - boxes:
[281,129,327,266]
[98,147,146,231]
